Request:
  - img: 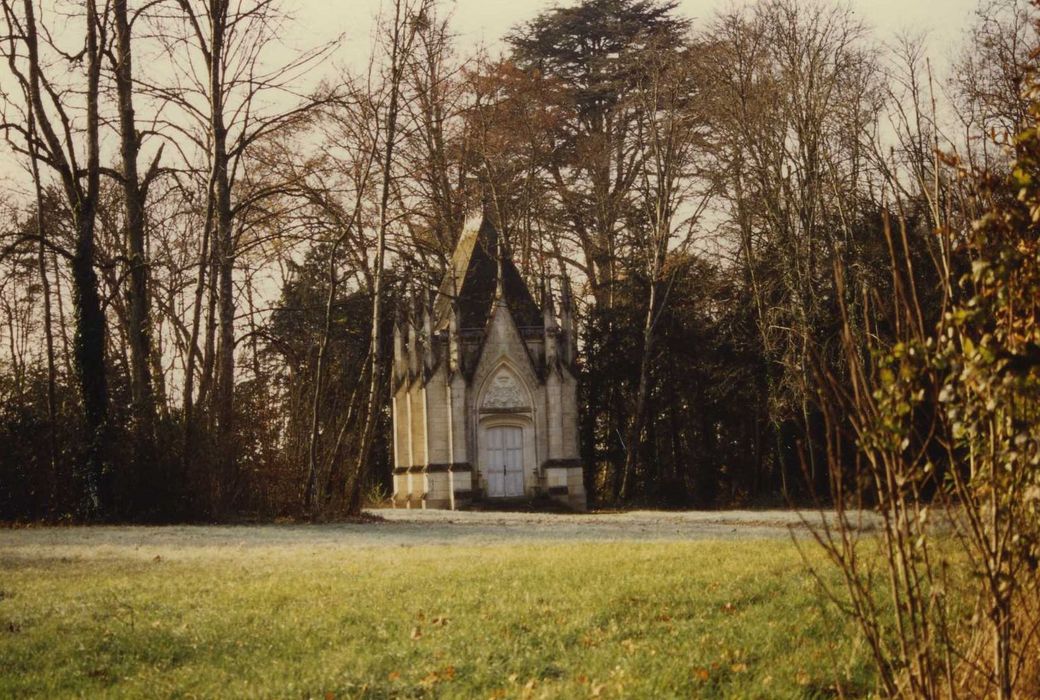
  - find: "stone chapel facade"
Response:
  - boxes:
[390,217,586,511]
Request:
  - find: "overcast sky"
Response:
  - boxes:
[0,0,987,196]
[281,0,982,70]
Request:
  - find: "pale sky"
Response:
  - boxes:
[0,0,987,196]
[281,0,981,68]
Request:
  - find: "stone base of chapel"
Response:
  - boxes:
[391,464,586,512]
[541,463,587,512]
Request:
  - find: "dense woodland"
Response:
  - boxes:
[0,0,1035,521]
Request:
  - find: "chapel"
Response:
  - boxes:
[390,216,586,511]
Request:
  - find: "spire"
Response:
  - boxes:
[494,250,506,304]
[421,293,435,372]
[543,276,559,368]
[560,271,574,313]
[393,313,406,383]
[560,272,576,365]
[542,276,558,331]
[448,299,461,372]
[406,308,420,377]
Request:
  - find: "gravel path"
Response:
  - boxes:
[0,509,880,560]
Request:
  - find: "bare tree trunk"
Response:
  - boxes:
[618,48,704,501]
[199,235,219,415]
[304,254,339,514]
[206,2,238,511]
[113,0,160,513]
[619,275,658,500]
[180,199,213,509]
[8,0,110,516]
[71,211,107,517]
[245,278,261,382]
[25,106,57,513]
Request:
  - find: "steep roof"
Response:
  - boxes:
[434,217,542,331]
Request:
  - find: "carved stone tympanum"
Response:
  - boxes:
[482,370,526,409]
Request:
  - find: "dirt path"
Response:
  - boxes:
[0,509,880,560]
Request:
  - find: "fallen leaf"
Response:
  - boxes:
[694,668,710,681]
[387,671,401,681]
[410,626,423,640]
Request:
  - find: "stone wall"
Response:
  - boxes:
[544,465,587,511]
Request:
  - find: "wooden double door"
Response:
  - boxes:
[485,426,524,498]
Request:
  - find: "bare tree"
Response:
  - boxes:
[706,0,882,494]
[398,3,471,264]
[346,0,431,514]
[953,0,1039,170]
[1,0,110,516]
[299,87,381,514]
[110,0,164,508]
[150,0,335,509]
[619,40,712,499]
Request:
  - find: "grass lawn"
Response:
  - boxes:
[0,535,875,698]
